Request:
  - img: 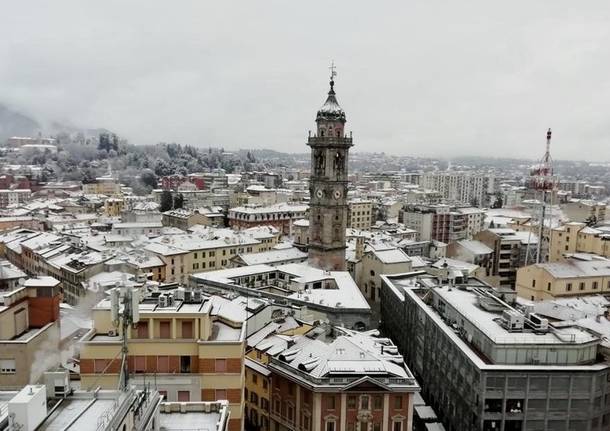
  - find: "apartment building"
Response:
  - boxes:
[144,227,280,284]
[401,204,467,244]
[228,203,308,235]
[111,221,164,236]
[549,222,610,262]
[0,189,31,208]
[0,276,61,390]
[162,208,210,230]
[456,207,486,239]
[516,255,610,301]
[447,240,494,280]
[104,197,124,216]
[474,228,538,288]
[561,200,607,224]
[357,243,412,303]
[82,176,121,196]
[348,199,374,230]
[163,208,225,230]
[381,272,610,431]
[79,288,246,431]
[420,171,495,206]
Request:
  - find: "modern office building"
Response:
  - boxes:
[381,271,610,431]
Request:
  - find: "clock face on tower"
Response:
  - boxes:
[316,189,324,199]
[333,189,342,200]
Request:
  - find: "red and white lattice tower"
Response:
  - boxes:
[528,128,557,263]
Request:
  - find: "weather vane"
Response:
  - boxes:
[329,60,337,81]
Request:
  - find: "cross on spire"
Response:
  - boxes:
[329,60,337,80]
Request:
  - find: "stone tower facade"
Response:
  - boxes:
[307,76,353,271]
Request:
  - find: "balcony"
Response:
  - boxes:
[307,136,353,147]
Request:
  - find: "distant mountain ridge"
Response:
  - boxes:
[0,103,42,141]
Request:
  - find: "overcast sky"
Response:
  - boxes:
[2,1,610,160]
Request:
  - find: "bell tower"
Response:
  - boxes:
[307,64,353,271]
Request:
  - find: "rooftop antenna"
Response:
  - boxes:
[110,282,140,392]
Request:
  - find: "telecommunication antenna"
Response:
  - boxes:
[526,128,557,264]
[110,281,140,392]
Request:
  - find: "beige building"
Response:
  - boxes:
[516,256,610,301]
[145,227,280,284]
[79,290,246,431]
[82,176,121,196]
[162,208,214,230]
[104,197,125,216]
[357,242,412,303]
[549,221,610,262]
[561,199,607,224]
[347,199,373,230]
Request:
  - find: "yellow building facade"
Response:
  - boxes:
[79,294,246,431]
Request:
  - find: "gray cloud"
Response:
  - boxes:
[2,1,610,160]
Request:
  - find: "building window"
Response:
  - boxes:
[215,359,227,373]
[327,395,336,410]
[215,389,227,400]
[347,395,357,409]
[373,396,383,410]
[392,421,403,431]
[360,395,369,410]
[137,322,149,338]
[394,395,403,409]
[177,391,190,402]
[326,421,336,431]
[252,374,258,384]
[157,356,170,373]
[160,321,171,338]
[593,281,598,290]
[262,379,268,389]
[180,356,191,373]
[579,282,585,291]
[0,359,16,374]
[531,280,536,288]
[566,283,572,292]
[194,252,198,259]
[134,356,146,373]
[547,282,551,291]
[94,359,108,373]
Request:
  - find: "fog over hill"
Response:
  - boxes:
[0,103,41,141]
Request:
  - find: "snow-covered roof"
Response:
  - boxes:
[23,276,60,287]
[371,248,410,264]
[456,240,493,255]
[535,259,610,279]
[238,247,307,266]
[268,327,414,383]
[193,262,370,311]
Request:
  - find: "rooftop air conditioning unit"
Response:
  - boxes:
[528,313,549,332]
[501,310,524,332]
[159,294,168,307]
